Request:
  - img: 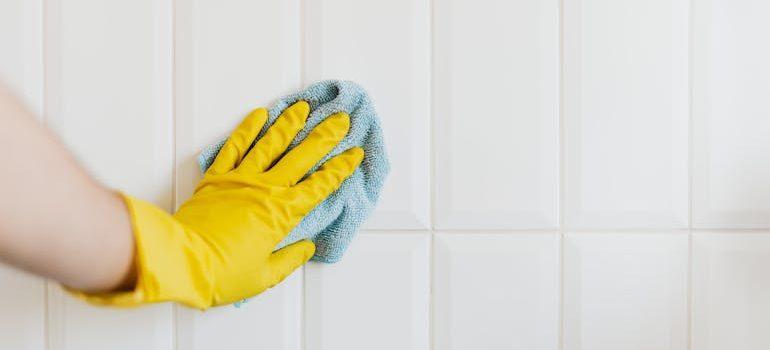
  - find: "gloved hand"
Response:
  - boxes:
[67,101,363,309]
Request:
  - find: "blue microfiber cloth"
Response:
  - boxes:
[198,80,389,264]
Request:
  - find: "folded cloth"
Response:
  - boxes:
[199,80,389,263]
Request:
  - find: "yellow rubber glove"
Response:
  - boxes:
[68,101,364,309]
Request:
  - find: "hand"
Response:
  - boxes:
[69,101,363,309]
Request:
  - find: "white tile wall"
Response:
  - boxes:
[564,0,689,229]
[44,0,174,349]
[0,0,42,113]
[305,233,430,350]
[692,0,770,228]
[434,0,559,229]
[692,233,770,349]
[433,233,560,349]
[175,272,302,350]
[0,1,45,349]
[174,1,302,349]
[0,0,770,349]
[0,266,45,350]
[305,0,431,229]
[563,233,688,350]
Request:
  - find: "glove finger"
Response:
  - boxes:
[267,240,315,287]
[267,113,350,187]
[293,147,364,214]
[238,101,309,174]
[206,108,268,175]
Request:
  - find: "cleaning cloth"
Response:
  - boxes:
[199,80,389,263]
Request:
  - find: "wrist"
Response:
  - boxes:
[67,194,215,309]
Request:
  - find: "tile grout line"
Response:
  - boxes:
[169,0,178,348]
[41,0,50,349]
[686,0,695,348]
[428,0,436,347]
[415,228,770,235]
[557,0,566,348]
[687,226,694,350]
[41,0,63,348]
[299,1,307,349]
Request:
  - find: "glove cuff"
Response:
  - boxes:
[66,193,214,309]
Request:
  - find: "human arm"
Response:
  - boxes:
[0,85,362,309]
[0,84,135,292]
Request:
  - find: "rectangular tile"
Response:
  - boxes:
[433,233,560,350]
[692,233,770,349]
[44,0,174,349]
[174,1,301,349]
[176,271,302,350]
[692,0,770,227]
[564,0,689,228]
[563,233,688,350]
[304,0,431,229]
[0,0,43,114]
[47,286,173,350]
[0,267,45,350]
[305,233,430,350]
[0,1,46,349]
[175,0,301,200]
[45,0,174,201]
[434,0,559,229]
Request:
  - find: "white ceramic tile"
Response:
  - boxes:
[692,233,770,349]
[47,285,173,350]
[692,0,770,228]
[304,0,431,229]
[0,2,46,349]
[44,0,174,349]
[3,0,757,348]
[0,267,45,350]
[564,0,689,228]
[174,1,302,349]
[176,271,302,350]
[433,0,559,230]
[563,233,688,350]
[305,233,430,350]
[45,0,174,202]
[0,0,42,114]
[174,0,301,201]
[433,233,560,350]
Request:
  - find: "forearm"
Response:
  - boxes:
[0,85,135,292]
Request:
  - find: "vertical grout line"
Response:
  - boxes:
[41,0,57,349]
[299,0,306,91]
[428,0,436,234]
[687,220,693,350]
[558,231,565,350]
[428,233,435,350]
[43,279,49,350]
[557,0,566,348]
[427,0,436,348]
[686,0,695,348]
[169,0,179,218]
[299,1,307,349]
[40,0,47,127]
[687,0,694,240]
[169,0,178,348]
[41,0,50,349]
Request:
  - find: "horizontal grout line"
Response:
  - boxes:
[562,229,691,234]
[359,229,433,234]
[359,228,770,235]
[568,228,770,234]
[431,230,561,235]
[430,227,560,232]
[688,229,770,234]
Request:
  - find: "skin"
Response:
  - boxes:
[0,84,135,292]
